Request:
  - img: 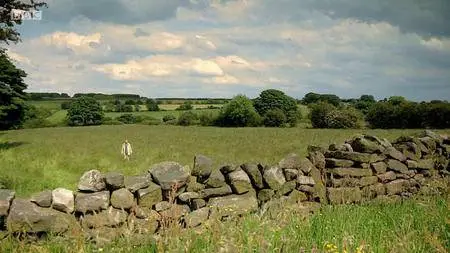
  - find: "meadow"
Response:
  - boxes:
[1,125,449,197]
[1,125,450,252]
[1,100,449,252]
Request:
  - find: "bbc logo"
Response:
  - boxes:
[10,9,42,21]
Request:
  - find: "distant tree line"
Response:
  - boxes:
[304,93,450,129]
[27,92,70,100]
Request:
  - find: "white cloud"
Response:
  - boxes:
[204,74,240,85]
[40,32,109,55]
[7,51,35,68]
[421,37,450,51]
[93,55,225,80]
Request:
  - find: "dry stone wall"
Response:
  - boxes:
[0,130,449,245]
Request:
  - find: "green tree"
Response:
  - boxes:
[216,95,261,127]
[302,92,341,106]
[263,108,287,127]
[355,94,376,114]
[253,89,299,126]
[309,102,336,128]
[61,101,71,110]
[388,96,407,106]
[1,0,47,44]
[176,101,193,111]
[360,94,375,103]
[178,111,198,126]
[124,99,135,105]
[146,99,160,111]
[302,92,321,104]
[0,50,28,130]
[66,97,104,126]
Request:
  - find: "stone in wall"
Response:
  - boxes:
[184,207,210,228]
[387,159,408,174]
[371,162,388,174]
[206,169,227,188]
[137,182,162,208]
[7,199,76,233]
[78,170,106,192]
[186,176,205,192]
[384,147,407,162]
[262,166,286,191]
[125,175,151,193]
[349,135,385,153]
[325,151,385,164]
[0,189,15,216]
[52,188,74,214]
[208,191,258,219]
[31,190,52,208]
[241,163,264,189]
[393,142,421,161]
[105,172,124,190]
[149,161,190,191]
[199,185,233,199]
[325,158,355,168]
[111,188,134,210]
[328,168,373,178]
[81,206,127,229]
[75,191,110,213]
[226,169,253,194]
[192,154,213,181]
[327,187,362,205]
[307,152,326,171]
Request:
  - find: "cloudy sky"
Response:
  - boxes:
[4,0,450,100]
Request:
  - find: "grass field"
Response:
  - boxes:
[44,109,222,125]
[1,125,449,252]
[1,125,449,197]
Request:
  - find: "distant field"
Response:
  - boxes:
[44,109,221,125]
[28,99,72,111]
[1,125,449,197]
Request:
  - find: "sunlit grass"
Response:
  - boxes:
[1,125,449,197]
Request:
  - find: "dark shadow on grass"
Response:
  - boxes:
[0,141,28,150]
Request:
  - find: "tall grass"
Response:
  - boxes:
[1,126,449,197]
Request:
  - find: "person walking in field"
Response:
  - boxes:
[121,139,133,160]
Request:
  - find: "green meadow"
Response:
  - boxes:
[1,125,449,197]
[1,100,449,252]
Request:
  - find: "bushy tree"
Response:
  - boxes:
[178,111,198,126]
[61,101,71,110]
[355,94,376,114]
[115,104,133,112]
[302,92,341,107]
[162,114,176,122]
[1,0,47,44]
[263,108,287,127]
[146,99,160,111]
[324,107,363,129]
[253,89,299,126]
[66,97,104,126]
[0,50,28,130]
[421,102,450,128]
[176,101,193,111]
[216,95,261,127]
[124,99,135,105]
[366,100,450,129]
[309,102,336,128]
[309,102,362,129]
[198,111,217,126]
